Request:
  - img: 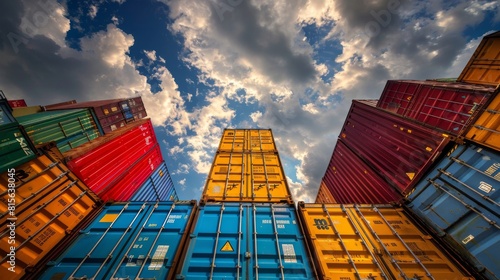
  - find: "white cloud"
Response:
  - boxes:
[250,111,262,123]
[169,145,184,155]
[89,5,98,19]
[144,50,157,61]
[179,178,186,185]
[158,56,166,63]
[176,164,190,174]
[111,15,120,25]
[112,0,127,4]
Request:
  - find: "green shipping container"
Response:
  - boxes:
[0,123,36,173]
[16,109,100,153]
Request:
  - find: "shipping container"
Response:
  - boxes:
[406,143,500,279]
[99,144,163,202]
[66,119,157,195]
[7,99,27,108]
[42,100,76,110]
[314,181,336,204]
[12,106,43,117]
[321,140,402,204]
[218,129,277,153]
[39,201,197,280]
[298,203,474,280]
[377,80,496,136]
[15,109,100,153]
[45,97,147,134]
[458,31,500,86]
[0,124,36,174]
[176,202,316,280]
[340,100,450,195]
[466,91,500,151]
[0,159,101,280]
[202,152,292,203]
[0,93,16,127]
[130,161,177,201]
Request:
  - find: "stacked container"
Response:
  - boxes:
[175,129,316,279]
[317,30,500,280]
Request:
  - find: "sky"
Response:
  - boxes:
[0,0,498,203]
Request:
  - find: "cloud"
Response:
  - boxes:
[88,5,98,19]
[249,111,262,123]
[111,15,120,25]
[144,49,157,61]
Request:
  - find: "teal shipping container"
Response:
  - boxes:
[16,109,100,152]
[176,203,316,280]
[0,123,36,173]
[406,143,500,280]
[39,201,197,280]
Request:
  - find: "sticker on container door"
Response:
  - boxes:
[148,245,169,270]
[462,235,474,244]
[221,241,234,252]
[282,244,297,263]
[478,181,493,193]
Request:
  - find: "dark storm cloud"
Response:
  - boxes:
[0,1,24,50]
[208,0,318,83]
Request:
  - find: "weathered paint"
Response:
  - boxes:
[340,100,450,195]
[407,143,500,279]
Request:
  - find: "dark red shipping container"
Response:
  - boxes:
[45,97,147,134]
[377,80,496,136]
[100,144,163,201]
[322,140,402,204]
[340,100,450,195]
[7,99,27,108]
[66,118,158,195]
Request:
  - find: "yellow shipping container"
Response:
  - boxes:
[0,154,101,280]
[315,181,336,203]
[202,152,292,203]
[466,91,500,151]
[298,203,474,280]
[218,129,277,153]
[457,31,500,86]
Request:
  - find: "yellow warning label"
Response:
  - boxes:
[406,172,415,180]
[221,241,234,252]
[425,146,433,152]
[100,214,118,223]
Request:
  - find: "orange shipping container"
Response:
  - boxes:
[218,129,277,153]
[457,31,500,86]
[297,203,474,280]
[202,152,292,203]
[315,181,336,203]
[0,154,100,280]
[465,90,500,151]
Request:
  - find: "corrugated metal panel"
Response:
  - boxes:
[130,161,176,201]
[322,140,402,204]
[298,203,474,280]
[66,119,158,196]
[466,91,500,151]
[0,124,36,174]
[62,118,151,162]
[45,97,147,134]
[458,31,500,86]
[340,100,450,195]
[16,109,100,153]
[203,153,292,203]
[218,129,278,153]
[39,201,197,280]
[0,157,101,280]
[377,80,496,136]
[99,144,163,202]
[176,203,315,280]
[314,181,336,204]
[406,143,500,279]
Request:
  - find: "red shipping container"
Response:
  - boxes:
[66,119,158,195]
[340,100,450,195]
[7,99,27,108]
[322,140,402,204]
[45,97,147,134]
[377,80,496,136]
[100,144,163,201]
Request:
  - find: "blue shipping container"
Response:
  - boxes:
[176,203,315,280]
[130,162,177,201]
[406,143,500,280]
[0,101,16,127]
[40,201,196,280]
